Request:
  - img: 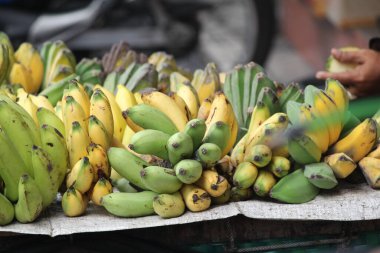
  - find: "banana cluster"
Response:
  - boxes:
[0,32,14,85]
[75,58,104,91]
[103,89,237,218]
[59,81,124,217]
[0,92,68,225]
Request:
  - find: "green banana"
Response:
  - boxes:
[14,174,43,223]
[101,191,158,218]
[202,121,231,151]
[129,129,170,160]
[31,145,59,208]
[140,166,183,194]
[76,58,103,86]
[103,71,119,93]
[39,74,77,106]
[167,132,193,165]
[0,44,10,84]
[174,159,203,184]
[257,87,280,115]
[244,144,272,168]
[288,133,321,165]
[107,147,149,190]
[124,104,178,135]
[113,178,138,193]
[268,156,291,178]
[0,193,14,225]
[36,107,65,137]
[253,170,276,197]
[233,162,258,189]
[183,118,206,150]
[230,186,253,202]
[304,162,338,189]
[196,143,222,168]
[279,82,303,111]
[153,192,185,218]
[40,124,68,188]
[126,63,158,91]
[249,72,276,108]
[270,169,320,204]
[228,65,245,126]
[0,127,29,201]
[212,183,231,205]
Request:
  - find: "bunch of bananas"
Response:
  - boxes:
[223,62,303,135]
[103,89,237,218]
[0,92,67,225]
[0,32,14,85]
[75,58,104,91]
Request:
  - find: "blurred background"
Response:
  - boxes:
[0,0,379,85]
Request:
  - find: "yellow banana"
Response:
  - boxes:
[197,98,212,120]
[195,170,228,197]
[168,92,192,121]
[87,143,110,182]
[62,186,87,217]
[95,85,126,143]
[90,177,113,206]
[192,63,219,102]
[330,118,377,162]
[88,115,111,151]
[246,101,271,142]
[67,80,90,117]
[55,101,63,121]
[90,89,114,139]
[180,184,211,212]
[66,156,94,194]
[359,157,380,188]
[115,85,137,111]
[68,121,90,168]
[176,81,200,119]
[63,95,88,141]
[170,71,190,92]
[17,94,38,125]
[140,89,188,131]
[325,153,356,179]
[324,78,348,122]
[30,95,55,112]
[9,63,34,93]
[134,92,144,104]
[231,134,247,167]
[122,125,135,147]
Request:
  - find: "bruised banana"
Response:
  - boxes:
[129,129,170,160]
[244,144,272,168]
[324,153,356,179]
[140,166,183,194]
[87,143,110,181]
[359,157,380,189]
[270,169,319,204]
[153,192,185,218]
[167,132,193,165]
[304,162,338,189]
[180,184,211,212]
[101,191,158,217]
[212,183,231,205]
[195,170,228,197]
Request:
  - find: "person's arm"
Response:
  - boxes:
[316,48,380,97]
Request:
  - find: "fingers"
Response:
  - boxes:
[331,48,363,64]
[315,70,357,84]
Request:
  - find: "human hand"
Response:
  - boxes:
[316,48,380,97]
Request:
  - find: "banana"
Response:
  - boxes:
[203,121,231,151]
[16,94,38,125]
[167,132,193,165]
[253,170,276,197]
[230,186,253,202]
[329,118,377,162]
[246,101,271,138]
[90,89,114,140]
[174,159,203,184]
[140,166,182,194]
[196,143,222,168]
[359,157,380,188]
[368,144,380,159]
[63,95,88,139]
[122,125,135,147]
[0,127,29,201]
[270,169,320,204]
[113,178,138,193]
[67,121,90,168]
[40,124,68,189]
[180,184,211,212]
[129,129,170,160]
[183,118,206,151]
[192,63,219,102]
[325,153,356,179]
[153,192,185,218]
[324,78,348,121]
[88,115,111,151]
[9,63,34,93]
[140,89,188,131]
[31,145,59,208]
[304,85,342,145]
[168,92,192,121]
[197,98,212,120]
[134,92,144,104]
[341,111,360,138]
[103,72,119,93]
[279,82,301,111]
[212,183,231,205]
[62,186,86,217]
[244,144,272,168]
[67,80,90,117]
[195,170,228,197]
[66,156,94,194]
[0,193,14,225]
[87,143,110,181]
[55,101,63,120]
[101,191,158,217]
[272,145,289,158]
[94,85,126,143]
[205,91,233,135]
[115,85,137,111]
[124,104,178,135]
[0,100,40,177]
[170,71,190,92]
[0,44,10,85]
[257,87,280,115]
[288,132,322,165]
[268,156,291,178]
[107,147,150,190]
[36,107,65,137]
[14,174,43,223]
[233,162,258,189]
[39,73,77,106]
[91,177,113,206]
[31,95,54,112]
[304,162,338,189]
[230,134,247,167]
[223,65,244,126]
[249,72,276,109]
[245,113,289,153]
